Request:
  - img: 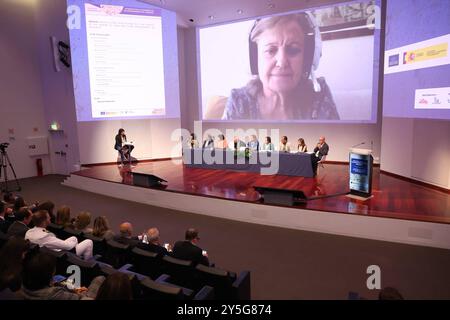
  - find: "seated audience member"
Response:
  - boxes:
[297,138,308,152]
[378,287,404,300]
[247,135,259,151]
[215,134,228,149]
[261,136,274,151]
[3,192,15,205]
[36,201,56,223]
[21,251,104,300]
[113,222,139,247]
[0,237,31,294]
[92,216,115,241]
[55,205,72,228]
[172,228,209,266]
[0,201,9,233]
[25,210,93,260]
[12,196,26,217]
[7,207,32,238]
[202,134,214,149]
[73,211,93,234]
[279,136,291,152]
[137,227,169,256]
[313,136,329,161]
[95,272,133,300]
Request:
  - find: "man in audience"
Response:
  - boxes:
[21,251,104,300]
[137,227,169,256]
[172,228,209,266]
[7,207,32,237]
[113,222,139,247]
[25,210,93,260]
[0,201,7,233]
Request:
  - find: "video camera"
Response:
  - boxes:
[0,142,9,152]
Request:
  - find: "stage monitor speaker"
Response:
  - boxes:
[132,171,167,188]
[253,186,307,206]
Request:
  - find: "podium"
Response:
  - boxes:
[347,148,373,200]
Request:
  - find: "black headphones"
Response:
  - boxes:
[248,12,318,80]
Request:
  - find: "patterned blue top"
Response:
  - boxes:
[222,77,340,120]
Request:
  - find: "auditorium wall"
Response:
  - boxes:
[0,0,52,180]
[380,117,450,189]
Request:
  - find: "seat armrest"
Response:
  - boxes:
[193,286,215,300]
[232,270,251,300]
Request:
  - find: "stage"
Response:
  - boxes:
[63,159,450,249]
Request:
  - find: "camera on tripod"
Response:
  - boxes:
[0,142,9,152]
[0,142,21,192]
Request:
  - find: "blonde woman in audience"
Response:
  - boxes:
[91,216,115,241]
[74,211,93,234]
[55,206,72,228]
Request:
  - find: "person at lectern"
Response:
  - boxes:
[114,128,134,165]
[313,136,329,161]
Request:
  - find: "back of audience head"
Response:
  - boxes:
[96,272,133,300]
[0,201,5,216]
[16,207,32,225]
[56,206,71,227]
[74,211,91,230]
[147,227,160,244]
[36,201,55,216]
[32,210,51,228]
[22,251,56,291]
[0,237,30,291]
[185,228,200,243]
[119,222,133,237]
[93,216,110,237]
[378,287,404,300]
[13,196,25,212]
[3,192,14,204]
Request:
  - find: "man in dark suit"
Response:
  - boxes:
[313,136,329,161]
[7,207,32,238]
[113,222,140,247]
[136,227,169,256]
[172,228,209,266]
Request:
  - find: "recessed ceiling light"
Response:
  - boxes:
[268,3,275,9]
[237,9,243,14]
[208,15,215,20]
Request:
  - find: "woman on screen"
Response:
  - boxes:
[220,12,339,120]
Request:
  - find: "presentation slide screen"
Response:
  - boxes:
[349,152,373,196]
[67,0,180,121]
[198,0,381,123]
[383,0,450,120]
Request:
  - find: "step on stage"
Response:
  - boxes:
[63,159,450,249]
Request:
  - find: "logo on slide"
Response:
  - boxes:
[419,98,428,104]
[388,54,399,67]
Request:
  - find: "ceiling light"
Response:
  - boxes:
[268,3,275,9]
[237,9,243,14]
[208,15,215,20]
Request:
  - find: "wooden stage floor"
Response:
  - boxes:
[73,160,450,224]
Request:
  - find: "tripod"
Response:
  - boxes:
[0,146,21,193]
